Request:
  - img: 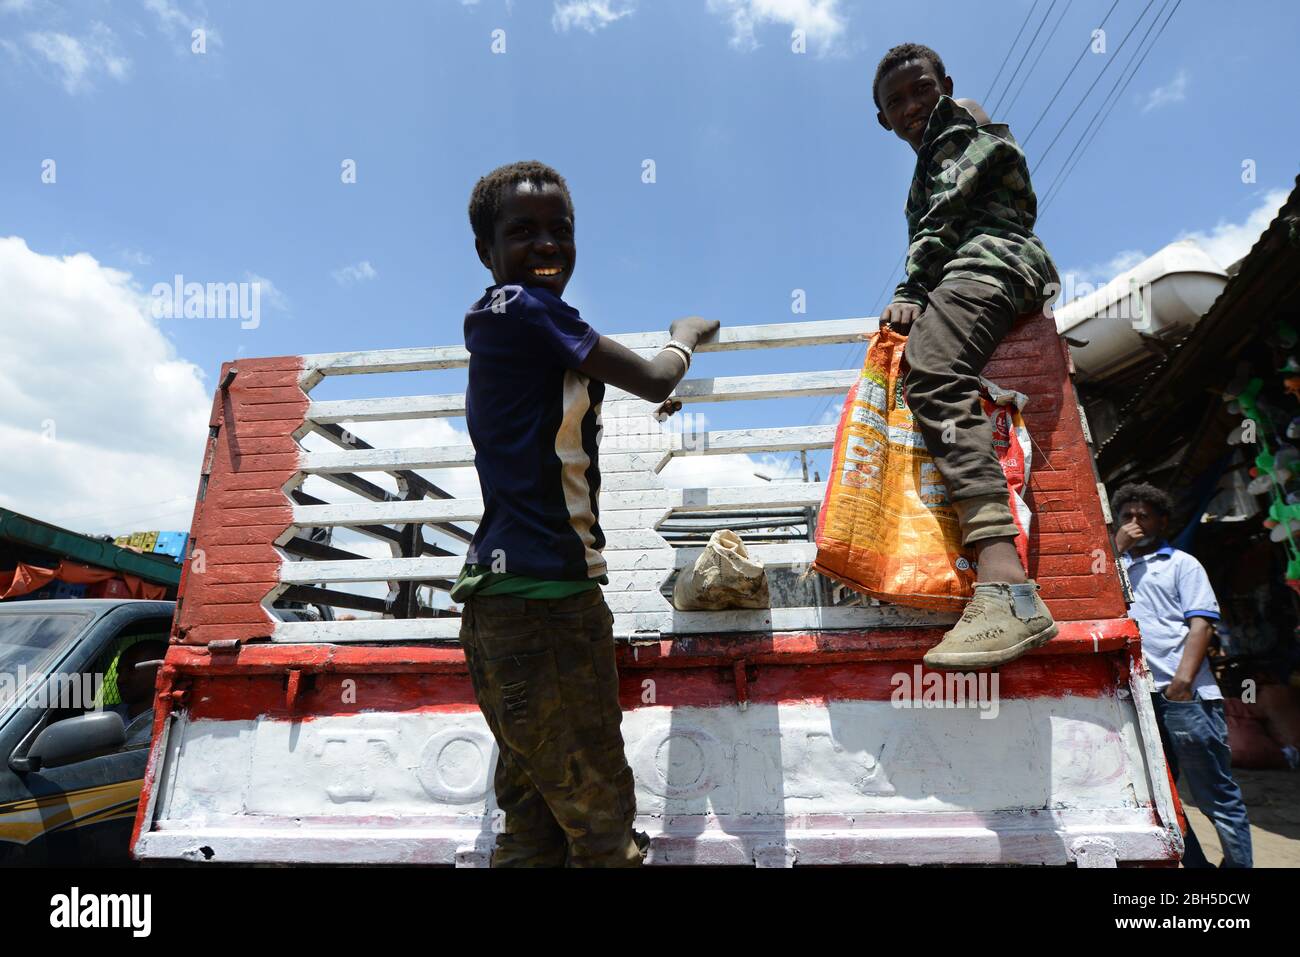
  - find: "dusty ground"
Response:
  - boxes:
[1178,769,1300,867]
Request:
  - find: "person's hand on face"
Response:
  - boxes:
[1115,520,1146,554]
[1115,502,1165,554]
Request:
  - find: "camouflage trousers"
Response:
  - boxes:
[458,588,645,867]
[903,278,1021,546]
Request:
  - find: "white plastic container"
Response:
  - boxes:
[1054,240,1228,383]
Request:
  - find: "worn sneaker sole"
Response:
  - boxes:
[922,621,1060,670]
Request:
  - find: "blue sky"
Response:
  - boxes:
[2,0,1298,542]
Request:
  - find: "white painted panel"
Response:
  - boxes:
[279,556,465,584]
[667,424,835,455]
[602,528,673,551]
[299,445,476,473]
[296,424,833,474]
[270,602,956,642]
[301,343,471,377]
[302,370,860,426]
[154,695,1150,816]
[308,393,467,424]
[601,508,676,531]
[298,318,878,382]
[607,369,859,404]
[600,547,678,572]
[600,542,815,573]
[293,499,485,527]
[600,471,670,491]
[139,692,1173,865]
[603,590,675,613]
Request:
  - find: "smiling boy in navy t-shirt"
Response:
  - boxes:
[453,161,717,866]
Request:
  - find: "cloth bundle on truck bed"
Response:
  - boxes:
[672,529,770,610]
[813,329,1032,611]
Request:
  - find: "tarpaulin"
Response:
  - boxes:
[0,560,168,601]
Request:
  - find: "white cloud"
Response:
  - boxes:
[604,405,804,490]
[1175,188,1290,269]
[552,0,635,33]
[661,450,801,488]
[1,0,34,13]
[706,0,847,53]
[143,0,188,30]
[1059,188,1290,295]
[245,272,289,311]
[0,237,211,536]
[143,0,222,49]
[25,22,129,94]
[1062,248,1148,289]
[1141,68,1188,113]
[332,260,378,286]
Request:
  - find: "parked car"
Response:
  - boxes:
[0,599,174,866]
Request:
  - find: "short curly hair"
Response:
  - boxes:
[1110,482,1175,520]
[873,42,947,110]
[468,161,573,245]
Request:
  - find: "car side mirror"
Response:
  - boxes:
[24,711,127,771]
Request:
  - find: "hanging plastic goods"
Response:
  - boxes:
[812,329,1033,612]
[1235,371,1300,591]
[672,529,772,611]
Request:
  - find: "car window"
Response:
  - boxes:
[84,616,171,751]
[122,709,155,750]
[0,612,94,712]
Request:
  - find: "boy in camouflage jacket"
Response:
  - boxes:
[874,42,1061,669]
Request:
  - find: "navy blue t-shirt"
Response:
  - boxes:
[462,284,607,581]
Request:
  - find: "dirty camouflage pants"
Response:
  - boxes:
[458,588,644,867]
[903,278,1021,545]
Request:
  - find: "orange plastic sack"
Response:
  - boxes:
[812,329,1032,611]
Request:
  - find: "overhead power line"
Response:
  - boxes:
[1040,0,1184,216]
[1023,0,1122,147]
[983,0,1042,103]
[1001,0,1070,120]
[990,0,1062,118]
[1033,0,1159,172]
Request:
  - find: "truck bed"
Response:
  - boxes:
[131,311,1185,866]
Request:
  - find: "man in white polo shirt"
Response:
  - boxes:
[1113,482,1253,868]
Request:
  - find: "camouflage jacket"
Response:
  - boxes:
[892,95,1059,315]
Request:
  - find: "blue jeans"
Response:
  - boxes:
[1151,693,1253,868]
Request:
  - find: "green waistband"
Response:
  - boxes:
[449,564,607,602]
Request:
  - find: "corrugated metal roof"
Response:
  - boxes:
[0,507,182,588]
[1097,174,1300,474]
